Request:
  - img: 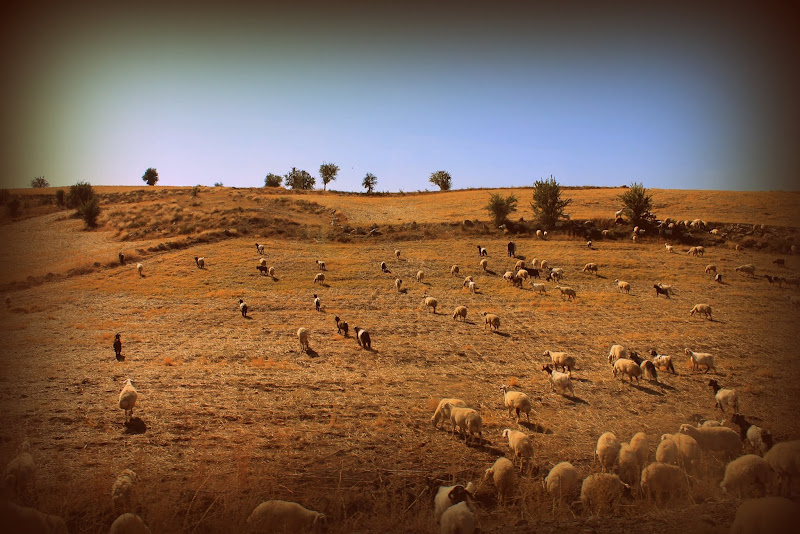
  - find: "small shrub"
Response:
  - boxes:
[214,182,223,187]
[80,197,101,227]
[66,181,95,209]
[191,185,199,197]
[264,173,282,187]
[485,193,518,226]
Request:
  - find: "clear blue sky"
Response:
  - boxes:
[2,1,798,191]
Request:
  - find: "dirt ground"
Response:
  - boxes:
[1,187,799,533]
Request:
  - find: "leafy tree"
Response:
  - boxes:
[264,173,282,187]
[284,167,315,190]
[429,170,452,191]
[66,181,95,209]
[214,182,223,187]
[30,176,49,188]
[362,172,377,193]
[485,193,518,226]
[319,162,339,191]
[80,196,101,227]
[142,167,159,186]
[530,175,572,229]
[618,182,654,225]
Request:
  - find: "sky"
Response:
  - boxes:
[1,1,798,192]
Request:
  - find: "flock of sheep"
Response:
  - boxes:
[4,226,799,533]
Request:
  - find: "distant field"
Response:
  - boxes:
[1,186,799,533]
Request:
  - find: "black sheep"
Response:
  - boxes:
[507,241,516,258]
[113,333,123,361]
[653,284,670,298]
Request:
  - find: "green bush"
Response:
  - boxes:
[530,176,571,229]
[485,193,518,226]
[67,182,95,208]
[264,174,282,187]
[80,197,101,227]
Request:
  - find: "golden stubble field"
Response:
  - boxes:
[1,186,799,533]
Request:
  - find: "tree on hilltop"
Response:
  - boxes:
[264,173,282,187]
[284,168,315,190]
[362,173,377,194]
[530,175,571,229]
[618,182,654,225]
[142,168,159,186]
[30,176,49,188]
[319,162,339,191]
[429,170,452,191]
[485,193,518,226]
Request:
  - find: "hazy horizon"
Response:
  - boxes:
[2,1,798,192]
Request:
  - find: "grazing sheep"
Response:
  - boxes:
[708,378,739,413]
[735,244,742,251]
[239,299,248,317]
[194,256,205,269]
[685,348,716,373]
[731,413,773,455]
[596,432,621,472]
[632,234,638,242]
[705,264,717,274]
[500,385,532,422]
[736,264,757,277]
[395,278,402,292]
[452,306,467,322]
[448,405,483,443]
[108,513,153,534]
[582,262,599,275]
[608,344,629,363]
[653,284,671,298]
[431,398,468,429]
[246,500,327,533]
[465,280,478,293]
[259,258,267,267]
[136,263,143,277]
[539,260,549,271]
[541,364,575,397]
[554,286,576,301]
[434,483,475,524]
[544,462,579,501]
[255,243,265,255]
[119,252,126,265]
[650,350,676,374]
[0,500,68,534]
[543,231,548,238]
[763,440,800,496]
[546,267,563,282]
[656,436,679,465]
[536,230,542,238]
[502,428,534,471]
[416,270,424,283]
[316,260,326,270]
[614,279,631,294]
[580,473,626,515]
[613,358,642,384]
[678,424,741,457]
[440,500,475,534]
[516,268,529,280]
[525,267,541,279]
[482,312,500,331]
[423,296,438,314]
[119,379,138,423]
[395,249,401,259]
[477,245,487,256]
[334,316,348,337]
[638,360,658,383]
[313,272,325,284]
[257,265,269,275]
[502,271,515,284]
[297,328,309,353]
[665,244,674,253]
[640,462,684,505]
[720,454,775,498]
[710,228,719,235]
[663,433,702,473]
[630,433,650,469]
[114,333,123,361]
[483,457,516,504]
[542,350,576,374]
[618,443,641,486]
[353,327,371,349]
[730,497,799,534]
[268,266,275,277]
[380,261,390,273]
[479,259,488,271]
[689,303,713,320]
[4,441,35,500]
[450,265,459,276]
[715,273,722,283]
[773,258,786,267]
[313,294,320,312]
[507,241,516,257]
[111,469,140,514]
[531,282,547,294]
[514,259,525,271]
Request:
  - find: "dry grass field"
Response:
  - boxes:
[1,185,799,533]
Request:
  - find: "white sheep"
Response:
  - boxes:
[614,279,630,294]
[353,327,371,349]
[431,398,467,429]
[632,234,638,242]
[111,469,140,514]
[110,513,152,534]
[580,473,626,516]
[0,501,68,534]
[313,272,325,284]
[678,424,741,457]
[483,457,515,504]
[466,280,477,293]
[708,378,738,413]
[685,348,716,373]
[268,266,275,278]
[395,249,401,259]
[541,364,574,396]
[720,454,775,498]
[450,265,459,276]
[239,299,248,317]
[763,440,800,496]
[482,312,500,331]
[259,258,267,267]
[502,428,534,471]
[313,294,321,312]
[516,268,529,280]
[423,296,438,314]
[315,259,326,270]
[416,270,425,283]
[119,379,138,423]
[297,327,309,353]
[629,432,650,469]
[650,351,676,374]
[255,243,265,255]
[3,441,34,500]
[543,231,548,238]
[735,264,757,278]
[448,405,483,443]
[582,262,599,275]
[656,436,679,465]
[500,385,531,422]
[440,501,475,534]
[554,286,576,301]
[730,497,800,534]
[618,442,640,486]
[665,244,674,253]
[596,432,621,472]
[395,278,402,292]
[433,482,475,524]
[531,282,547,294]
[705,264,717,274]
[544,461,579,501]
[536,230,542,238]
[640,462,684,506]
[608,344,629,363]
[480,259,488,271]
[246,500,327,533]
[615,209,624,218]
[463,276,473,286]
[539,260,549,270]
[194,256,205,269]
[136,263,143,277]
[689,303,713,320]
[662,433,701,474]
[731,414,773,456]
[514,259,525,271]
[542,350,576,374]
[613,358,642,384]
[452,306,467,322]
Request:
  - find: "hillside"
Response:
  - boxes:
[0,186,799,533]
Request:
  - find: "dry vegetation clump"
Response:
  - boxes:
[0,187,799,533]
